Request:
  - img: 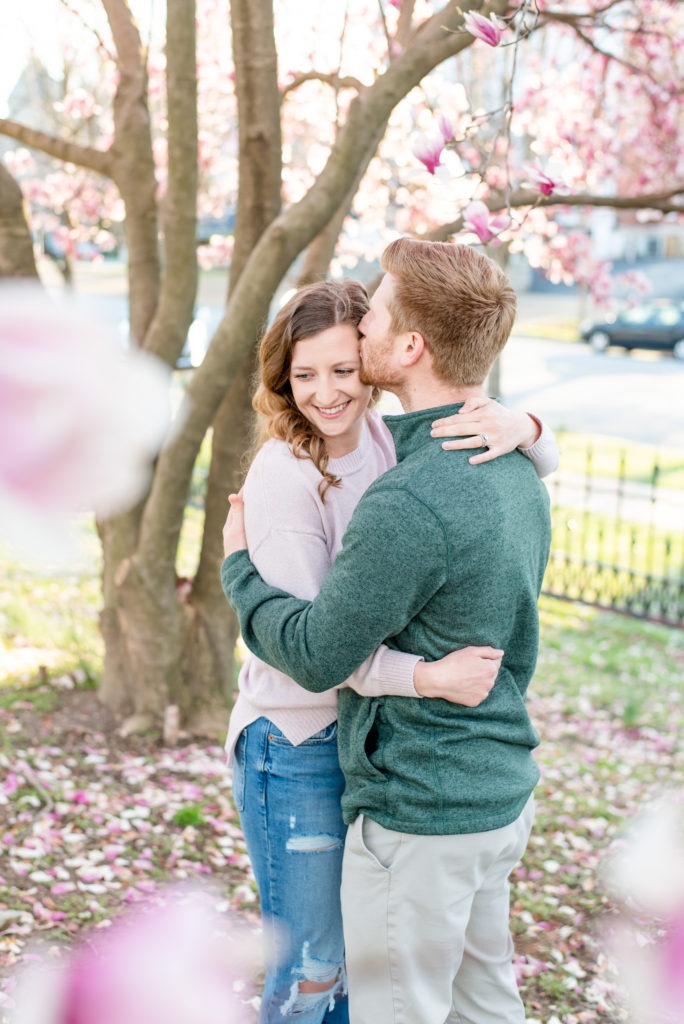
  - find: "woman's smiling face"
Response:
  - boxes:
[289,323,373,457]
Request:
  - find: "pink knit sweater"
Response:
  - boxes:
[224,410,557,763]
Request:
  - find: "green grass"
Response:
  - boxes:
[536,596,684,732]
[171,804,208,828]
[550,506,682,575]
[0,502,207,687]
[555,431,684,489]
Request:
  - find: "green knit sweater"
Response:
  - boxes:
[222,403,551,835]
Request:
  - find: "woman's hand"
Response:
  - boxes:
[222,491,248,558]
[413,646,503,705]
[431,396,540,465]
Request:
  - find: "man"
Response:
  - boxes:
[222,239,551,1024]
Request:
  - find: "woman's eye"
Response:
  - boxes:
[293,373,312,380]
[335,368,355,376]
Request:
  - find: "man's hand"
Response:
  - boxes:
[222,491,248,558]
[431,397,541,465]
[413,646,503,705]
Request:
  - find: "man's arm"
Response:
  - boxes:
[222,487,447,692]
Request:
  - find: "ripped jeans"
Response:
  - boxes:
[233,717,349,1024]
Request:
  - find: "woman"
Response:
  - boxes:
[225,280,557,1024]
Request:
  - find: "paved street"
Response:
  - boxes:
[501,335,684,450]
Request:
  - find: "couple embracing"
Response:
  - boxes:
[221,238,553,1024]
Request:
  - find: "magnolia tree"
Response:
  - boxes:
[1,0,683,734]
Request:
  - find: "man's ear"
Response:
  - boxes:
[398,331,427,368]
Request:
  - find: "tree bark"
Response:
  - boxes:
[98,0,199,728]
[0,166,39,278]
[103,0,161,348]
[296,182,357,287]
[177,0,284,725]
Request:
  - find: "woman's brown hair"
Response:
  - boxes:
[251,279,372,500]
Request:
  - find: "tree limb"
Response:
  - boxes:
[101,0,160,346]
[0,118,113,176]
[421,186,684,242]
[141,0,198,371]
[280,70,364,98]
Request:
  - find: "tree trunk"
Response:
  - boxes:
[174,0,284,729]
[98,0,200,731]
[296,183,357,287]
[0,166,39,278]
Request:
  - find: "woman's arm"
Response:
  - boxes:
[430,397,559,477]
[343,643,502,706]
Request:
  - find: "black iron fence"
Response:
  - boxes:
[542,440,684,628]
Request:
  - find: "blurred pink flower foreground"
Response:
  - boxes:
[0,286,171,561]
[603,791,684,1022]
[11,889,255,1024]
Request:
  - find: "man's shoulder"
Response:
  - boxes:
[351,455,446,535]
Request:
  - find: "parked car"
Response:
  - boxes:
[579,301,684,359]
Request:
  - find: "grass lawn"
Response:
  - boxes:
[554,432,684,491]
[1,550,683,1022]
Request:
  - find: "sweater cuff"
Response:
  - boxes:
[377,649,424,698]
[518,413,542,452]
[519,419,559,477]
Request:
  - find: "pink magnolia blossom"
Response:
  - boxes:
[11,887,256,1024]
[462,12,507,47]
[412,133,444,175]
[0,286,172,562]
[664,911,684,1006]
[603,793,684,1022]
[521,161,559,197]
[462,201,510,244]
[438,114,455,144]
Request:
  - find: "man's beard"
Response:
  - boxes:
[359,339,401,392]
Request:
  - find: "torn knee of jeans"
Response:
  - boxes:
[284,833,344,853]
[279,942,346,1016]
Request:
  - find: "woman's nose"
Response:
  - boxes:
[315,377,338,405]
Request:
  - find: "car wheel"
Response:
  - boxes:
[588,330,610,353]
[673,338,684,361]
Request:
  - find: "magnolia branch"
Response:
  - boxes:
[280,71,364,97]
[547,17,665,88]
[396,0,417,45]
[57,0,115,61]
[377,0,393,59]
[523,190,684,215]
[423,187,684,242]
[0,119,113,176]
[101,0,148,90]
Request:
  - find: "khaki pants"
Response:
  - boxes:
[340,798,534,1024]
